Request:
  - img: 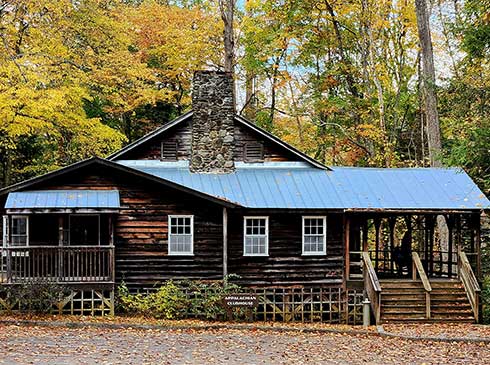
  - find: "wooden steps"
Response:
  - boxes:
[379,279,475,323]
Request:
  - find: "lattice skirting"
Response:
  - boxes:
[0,289,115,316]
[250,287,363,324]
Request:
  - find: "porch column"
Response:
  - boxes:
[474,213,482,280]
[223,207,228,278]
[374,218,381,269]
[446,215,455,277]
[344,215,350,280]
[58,216,64,246]
[109,215,115,246]
[427,215,435,276]
[389,217,396,272]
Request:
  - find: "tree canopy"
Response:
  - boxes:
[0,0,489,194]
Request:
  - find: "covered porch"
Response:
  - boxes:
[345,210,483,323]
[1,190,119,285]
[346,211,482,280]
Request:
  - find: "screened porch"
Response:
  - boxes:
[1,190,119,285]
[347,211,482,281]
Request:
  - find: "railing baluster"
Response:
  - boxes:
[1,245,114,285]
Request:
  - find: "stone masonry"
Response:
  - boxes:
[190,71,235,173]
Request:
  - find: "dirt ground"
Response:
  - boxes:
[0,324,489,364]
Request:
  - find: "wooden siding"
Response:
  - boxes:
[122,118,301,163]
[228,211,344,287]
[27,165,224,291]
[1,165,345,291]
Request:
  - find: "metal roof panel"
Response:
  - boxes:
[116,161,490,210]
[5,190,120,209]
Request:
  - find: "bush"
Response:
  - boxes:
[117,276,242,320]
[0,282,71,314]
[481,276,490,323]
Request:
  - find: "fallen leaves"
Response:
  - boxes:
[0,320,488,364]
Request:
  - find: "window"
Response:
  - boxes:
[302,216,326,255]
[244,142,264,162]
[243,217,268,256]
[168,215,194,255]
[161,140,178,161]
[11,216,29,246]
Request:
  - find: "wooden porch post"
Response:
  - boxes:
[446,215,454,278]
[223,207,228,279]
[109,215,114,246]
[427,215,435,276]
[344,215,350,280]
[58,216,64,280]
[389,217,396,273]
[362,219,368,252]
[2,215,11,283]
[374,218,381,269]
[475,213,482,280]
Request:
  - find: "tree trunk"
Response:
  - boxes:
[219,0,235,74]
[219,0,235,112]
[361,0,390,167]
[243,71,256,120]
[415,0,442,167]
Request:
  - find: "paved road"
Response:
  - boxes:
[0,324,488,364]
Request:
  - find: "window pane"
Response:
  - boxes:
[303,218,326,253]
[169,216,193,254]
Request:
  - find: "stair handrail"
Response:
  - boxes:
[362,252,382,324]
[412,252,432,319]
[458,250,481,322]
[412,252,432,292]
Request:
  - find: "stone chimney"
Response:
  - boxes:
[190,71,235,173]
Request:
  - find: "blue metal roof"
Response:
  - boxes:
[5,190,120,209]
[117,160,490,210]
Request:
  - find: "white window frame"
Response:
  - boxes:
[68,214,101,246]
[168,215,194,256]
[302,216,327,256]
[243,216,269,257]
[10,215,29,247]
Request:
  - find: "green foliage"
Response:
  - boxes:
[117,277,242,320]
[0,282,71,314]
[461,0,490,59]
[481,277,490,324]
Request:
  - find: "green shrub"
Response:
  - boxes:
[0,282,70,314]
[117,276,243,320]
[481,276,490,323]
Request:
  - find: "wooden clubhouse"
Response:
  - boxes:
[0,71,488,323]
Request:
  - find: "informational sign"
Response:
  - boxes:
[222,294,258,321]
[223,294,258,308]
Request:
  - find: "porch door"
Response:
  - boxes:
[69,215,100,245]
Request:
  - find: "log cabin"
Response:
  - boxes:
[0,71,489,323]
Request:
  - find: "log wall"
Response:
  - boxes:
[228,211,345,287]
[30,165,224,291]
[1,165,346,291]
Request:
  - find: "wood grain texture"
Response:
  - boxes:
[121,117,301,163]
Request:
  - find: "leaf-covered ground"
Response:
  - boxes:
[383,323,490,340]
[0,323,489,364]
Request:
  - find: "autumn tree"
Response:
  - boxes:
[415,0,442,167]
[0,0,126,186]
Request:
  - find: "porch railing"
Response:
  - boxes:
[362,252,382,324]
[0,246,115,284]
[458,250,481,322]
[368,249,462,278]
[412,252,432,319]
